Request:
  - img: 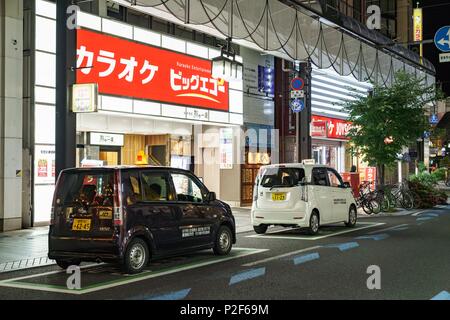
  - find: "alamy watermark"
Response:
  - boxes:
[66,265,81,290]
[366,5,381,30]
[366,265,381,290]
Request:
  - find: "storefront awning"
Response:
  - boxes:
[116,0,435,87]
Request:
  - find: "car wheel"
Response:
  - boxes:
[123,238,149,274]
[213,225,233,256]
[307,212,320,235]
[345,206,357,227]
[55,259,80,270]
[253,224,268,234]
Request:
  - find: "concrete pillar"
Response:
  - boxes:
[0,0,24,231]
[91,0,108,18]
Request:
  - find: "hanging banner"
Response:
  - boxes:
[413,8,423,42]
[76,29,229,112]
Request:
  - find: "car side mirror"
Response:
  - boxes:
[342,182,351,189]
[207,192,217,202]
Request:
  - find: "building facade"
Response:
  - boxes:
[0,0,436,230]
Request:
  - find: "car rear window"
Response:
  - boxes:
[259,167,305,188]
[55,171,115,207]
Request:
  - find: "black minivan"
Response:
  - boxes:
[48,166,236,274]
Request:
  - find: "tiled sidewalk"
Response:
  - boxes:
[0,227,54,273]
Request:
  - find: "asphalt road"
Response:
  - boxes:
[0,206,449,300]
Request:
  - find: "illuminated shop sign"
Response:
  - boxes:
[311,115,352,140]
[413,8,423,42]
[219,128,233,169]
[76,29,229,112]
[90,132,124,147]
[72,83,98,113]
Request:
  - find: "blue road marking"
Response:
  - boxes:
[421,213,439,217]
[391,227,409,231]
[293,253,320,265]
[229,267,266,285]
[145,288,191,300]
[356,234,390,241]
[431,291,450,300]
[325,242,359,252]
[416,217,434,222]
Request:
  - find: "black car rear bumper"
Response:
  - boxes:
[49,235,122,263]
[48,251,121,263]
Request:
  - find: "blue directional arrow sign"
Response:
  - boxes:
[434,26,450,52]
[290,98,305,113]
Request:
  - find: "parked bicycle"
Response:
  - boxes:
[352,181,381,215]
[389,181,414,210]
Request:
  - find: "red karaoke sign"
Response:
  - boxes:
[311,115,352,140]
[76,29,229,112]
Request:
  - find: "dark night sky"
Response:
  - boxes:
[420,0,450,96]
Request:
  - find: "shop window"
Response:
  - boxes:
[172,173,203,203]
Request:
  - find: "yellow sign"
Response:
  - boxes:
[413,8,422,42]
[135,150,149,165]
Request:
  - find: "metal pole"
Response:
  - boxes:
[56,0,77,177]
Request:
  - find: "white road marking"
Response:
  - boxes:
[242,246,322,267]
[246,222,385,241]
[0,263,102,282]
[0,248,267,295]
[367,224,409,234]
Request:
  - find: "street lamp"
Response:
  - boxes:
[212,38,243,82]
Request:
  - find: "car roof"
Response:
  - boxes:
[61,166,192,174]
[259,163,329,170]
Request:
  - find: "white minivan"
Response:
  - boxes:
[251,163,357,235]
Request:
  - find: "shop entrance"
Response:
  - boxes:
[99,147,121,166]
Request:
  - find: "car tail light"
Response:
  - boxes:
[113,171,123,226]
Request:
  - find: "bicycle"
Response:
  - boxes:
[353,181,381,215]
[390,181,414,210]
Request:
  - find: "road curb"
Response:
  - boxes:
[0,256,55,274]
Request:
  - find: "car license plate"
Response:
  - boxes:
[272,193,286,201]
[72,219,91,231]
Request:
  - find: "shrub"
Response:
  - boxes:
[431,168,446,181]
[407,180,448,208]
[409,172,437,187]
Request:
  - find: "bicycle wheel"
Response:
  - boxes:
[362,201,373,214]
[400,192,414,210]
[370,199,381,214]
[380,196,390,212]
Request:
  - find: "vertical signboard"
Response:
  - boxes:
[219,128,233,169]
[413,8,423,42]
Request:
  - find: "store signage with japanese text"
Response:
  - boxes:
[311,115,352,140]
[72,83,98,113]
[311,121,327,137]
[35,145,55,185]
[76,29,229,112]
[219,128,233,169]
[90,132,124,147]
[413,8,422,42]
